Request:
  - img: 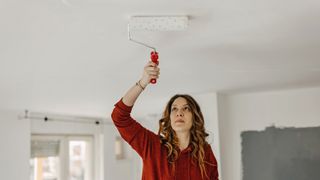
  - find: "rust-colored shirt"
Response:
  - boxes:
[111,99,219,180]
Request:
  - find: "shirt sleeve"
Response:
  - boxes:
[111,98,159,159]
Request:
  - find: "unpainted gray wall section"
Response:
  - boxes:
[241,126,320,180]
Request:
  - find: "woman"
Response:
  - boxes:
[111,61,219,180]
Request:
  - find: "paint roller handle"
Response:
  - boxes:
[150,51,159,84]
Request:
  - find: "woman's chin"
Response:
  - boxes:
[172,127,190,133]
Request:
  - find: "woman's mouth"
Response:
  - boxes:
[175,119,185,123]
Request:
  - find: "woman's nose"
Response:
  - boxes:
[176,109,184,116]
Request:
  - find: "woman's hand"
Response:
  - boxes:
[140,61,160,88]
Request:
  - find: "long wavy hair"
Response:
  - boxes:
[158,94,211,179]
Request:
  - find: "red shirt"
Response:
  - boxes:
[111,99,219,180]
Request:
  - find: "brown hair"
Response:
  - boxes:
[158,94,211,179]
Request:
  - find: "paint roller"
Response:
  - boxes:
[128,16,188,84]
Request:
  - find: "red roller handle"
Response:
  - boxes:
[150,51,159,84]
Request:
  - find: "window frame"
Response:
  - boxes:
[31,135,94,180]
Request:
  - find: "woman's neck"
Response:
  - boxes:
[176,131,190,150]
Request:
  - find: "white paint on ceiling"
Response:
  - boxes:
[1,0,320,117]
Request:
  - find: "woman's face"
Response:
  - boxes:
[170,97,193,133]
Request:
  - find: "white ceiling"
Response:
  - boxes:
[1,0,320,118]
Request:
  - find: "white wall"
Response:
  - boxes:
[217,86,320,180]
[103,123,139,180]
[0,109,30,180]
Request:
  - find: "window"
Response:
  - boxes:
[30,135,93,180]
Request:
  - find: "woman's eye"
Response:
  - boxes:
[171,107,177,111]
[184,107,190,111]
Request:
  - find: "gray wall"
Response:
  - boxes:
[242,126,320,180]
